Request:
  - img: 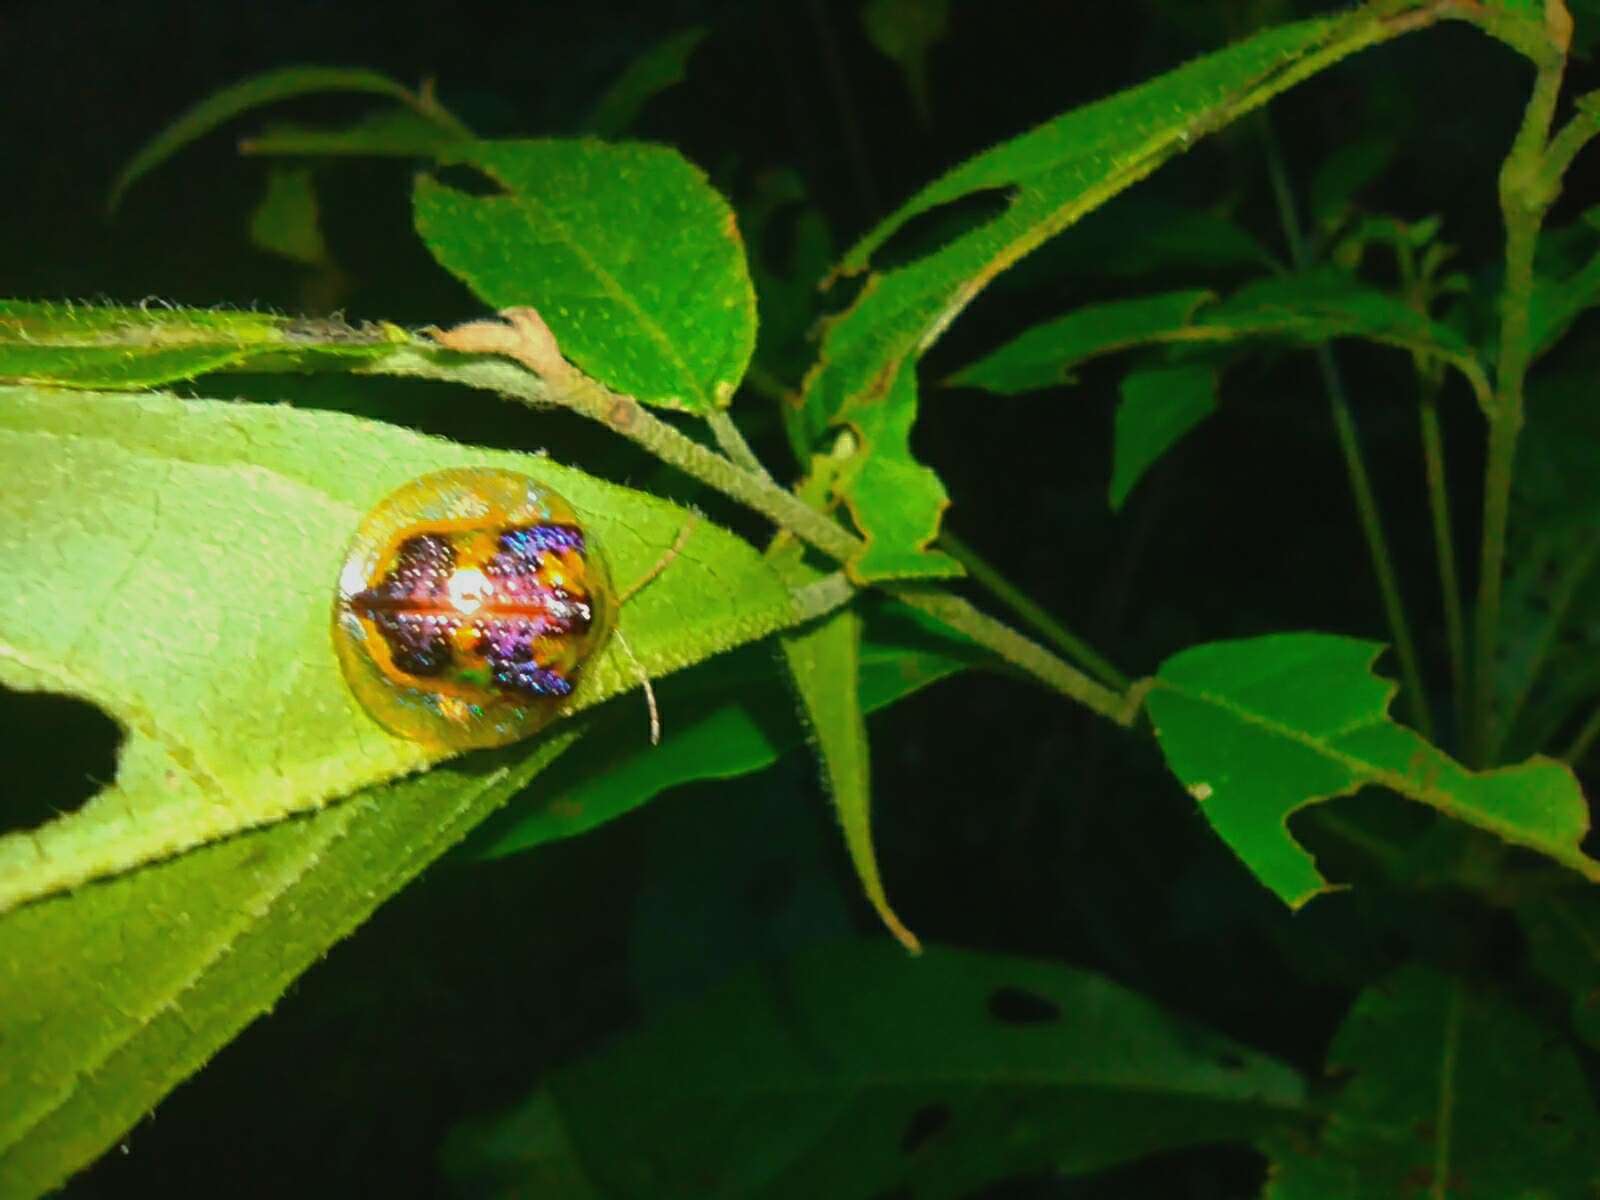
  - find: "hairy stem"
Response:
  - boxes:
[938,531,1130,691]
[886,587,1138,726]
[369,326,1135,724]
[1473,41,1567,764]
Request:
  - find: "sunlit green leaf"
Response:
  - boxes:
[1109,363,1217,511]
[949,290,1213,394]
[802,9,1432,580]
[1262,967,1600,1198]
[443,941,1307,1199]
[1147,634,1598,908]
[0,718,582,1198]
[780,586,917,950]
[413,139,756,413]
[0,386,796,911]
[0,300,411,388]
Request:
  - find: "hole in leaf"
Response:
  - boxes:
[987,985,1061,1025]
[0,685,122,835]
[1216,1051,1245,1070]
[899,1101,951,1154]
[429,163,506,199]
[868,187,1013,273]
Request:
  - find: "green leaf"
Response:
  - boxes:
[949,289,1214,394]
[1528,248,1600,358]
[239,106,468,159]
[780,591,918,951]
[801,9,1431,578]
[1307,138,1396,233]
[1146,634,1598,908]
[951,273,1484,400]
[0,717,582,1197]
[107,66,435,212]
[861,0,950,124]
[1005,197,1278,284]
[1494,375,1600,759]
[840,365,961,581]
[413,139,756,413]
[0,385,797,911]
[1109,363,1218,511]
[0,300,411,388]
[461,598,982,862]
[248,165,332,267]
[442,941,1307,1199]
[583,27,708,138]
[1262,966,1600,1198]
[1516,890,1600,1051]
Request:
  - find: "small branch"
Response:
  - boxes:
[1417,378,1469,742]
[1541,92,1600,184]
[886,586,1140,727]
[370,312,1142,725]
[937,530,1130,692]
[1262,114,1432,738]
[1473,40,1568,764]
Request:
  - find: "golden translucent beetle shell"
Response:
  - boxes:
[333,468,614,750]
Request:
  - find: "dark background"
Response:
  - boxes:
[2,1,1594,1195]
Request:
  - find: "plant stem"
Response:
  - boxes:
[937,530,1130,692]
[1416,377,1469,742]
[1473,45,1567,764]
[368,339,1135,724]
[1262,115,1432,737]
[886,586,1138,726]
[706,408,776,483]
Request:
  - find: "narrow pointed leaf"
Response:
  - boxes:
[948,289,1213,394]
[0,386,795,911]
[1147,634,1598,907]
[781,599,918,950]
[1109,363,1217,511]
[0,299,412,388]
[802,8,1433,580]
[443,941,1307,1199]
[951,273,1483,399]
[413,139,756,412]
[464,600,981,862]
[583,27,708,138]
[1263,967,1600,1198]
[108,66,434,212]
